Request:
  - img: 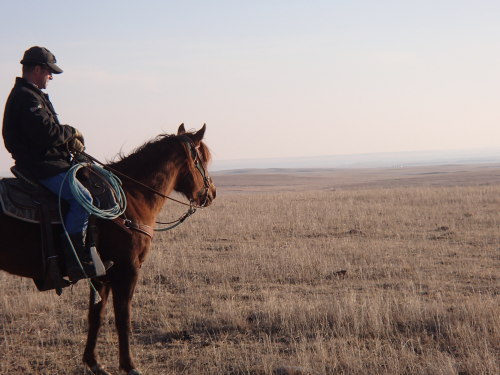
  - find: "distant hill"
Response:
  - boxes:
[212,163,500,194]
[210,148,500,172]
[2,148,499,177]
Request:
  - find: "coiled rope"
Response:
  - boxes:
[58,162,127,303]
[66,162,127,219]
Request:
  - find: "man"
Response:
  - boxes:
[2,46,108,282]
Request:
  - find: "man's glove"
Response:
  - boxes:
[69,138,85,152]
[73,128,85,144]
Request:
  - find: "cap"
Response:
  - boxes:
[20,46,63,74]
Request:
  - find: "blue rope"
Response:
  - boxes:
[66,163,127,219]
[58,163,127,303]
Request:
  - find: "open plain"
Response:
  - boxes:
[1,164,499,374]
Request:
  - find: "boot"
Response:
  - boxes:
[61,233,111,282]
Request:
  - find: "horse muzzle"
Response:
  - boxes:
[197,180,216,207]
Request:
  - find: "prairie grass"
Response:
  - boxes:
[1,183,499,374]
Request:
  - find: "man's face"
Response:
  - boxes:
[32,65,53,89]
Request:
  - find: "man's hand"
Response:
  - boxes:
[73,128,85,144]
[69,137,85,152]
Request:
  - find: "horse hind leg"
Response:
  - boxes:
[83,282,111,374]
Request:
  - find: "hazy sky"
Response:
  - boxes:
[1,0,499,172]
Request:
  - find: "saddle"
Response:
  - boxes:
[0,166,117,223]
[0,172,65,224]
[0,166,117,295]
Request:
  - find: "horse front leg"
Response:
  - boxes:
[112,268,140,375]
[83,281,111,375]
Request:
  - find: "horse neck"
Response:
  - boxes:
[109,145,182,218]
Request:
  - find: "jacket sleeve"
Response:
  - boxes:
[17,91,76,150]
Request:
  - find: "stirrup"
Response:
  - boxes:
[90,245,107,277]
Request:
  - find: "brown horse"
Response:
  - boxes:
[0,124,216,375]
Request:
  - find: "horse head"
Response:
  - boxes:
[174,123,216,207]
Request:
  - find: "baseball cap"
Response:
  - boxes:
[20,46,63,74]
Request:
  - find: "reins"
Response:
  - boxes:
[74,137,211,234]
[77,151,197,208]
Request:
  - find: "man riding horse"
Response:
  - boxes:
[2,46,109,282]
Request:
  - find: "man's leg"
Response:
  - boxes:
[39,172,98,280]
[39,172,92,235]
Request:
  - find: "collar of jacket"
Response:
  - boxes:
[15,76,54,106]
[15,77,45,95]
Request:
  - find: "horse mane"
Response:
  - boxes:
[107,131,211,182]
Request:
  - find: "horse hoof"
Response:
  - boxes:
[88,364,112,375]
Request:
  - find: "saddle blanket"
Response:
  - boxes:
[0,178,63,224]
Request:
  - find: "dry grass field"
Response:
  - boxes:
[1,164,499,374]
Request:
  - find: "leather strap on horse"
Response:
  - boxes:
[112,217,154,238]
[35,200,69,294]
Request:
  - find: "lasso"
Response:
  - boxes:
[58,162,127,303]
[65,162,127,219]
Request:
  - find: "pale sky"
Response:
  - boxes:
[1,0,499,172]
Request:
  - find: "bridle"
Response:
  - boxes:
[75,136,213,236]
[178,135,213,209]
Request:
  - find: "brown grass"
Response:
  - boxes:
[1,168,499,374]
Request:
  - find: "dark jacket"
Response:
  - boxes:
[2,77,77,179]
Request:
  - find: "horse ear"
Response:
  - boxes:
[192,124,206,144]
[177,123,186,135]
